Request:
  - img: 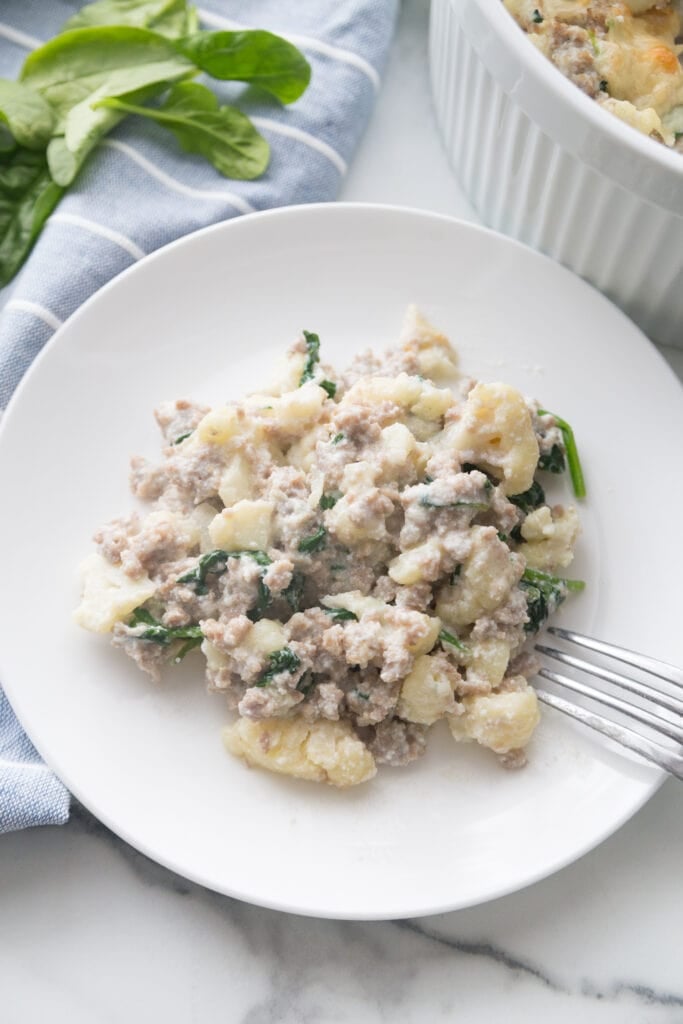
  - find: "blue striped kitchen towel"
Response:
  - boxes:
[0,0,398,833]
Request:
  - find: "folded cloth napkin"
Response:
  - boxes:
[0,0,398,834]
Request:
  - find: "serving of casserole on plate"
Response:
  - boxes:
[0,205,680,919]
[74,306,584,787]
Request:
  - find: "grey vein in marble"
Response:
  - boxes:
[399,920,683,1009]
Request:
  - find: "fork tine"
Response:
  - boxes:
[537,668,683,744]
[547,626,683,687]
[536,688,683,782]
[535,643,683,717]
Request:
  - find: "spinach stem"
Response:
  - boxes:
[539,410,586,499]
[522,567,585,592]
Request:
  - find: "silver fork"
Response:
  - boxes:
[534,626,683,781]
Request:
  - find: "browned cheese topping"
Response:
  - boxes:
[504,0,683,151]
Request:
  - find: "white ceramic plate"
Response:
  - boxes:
[1,205,681,919]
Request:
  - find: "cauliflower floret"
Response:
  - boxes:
[599,97,673,145]
[376,422,427,481]
[466,638,512,689]
[445,382,539,495]
[73,553,156,633]
[250,381,328,441]
[397,654,457,725]
[388,537,444,585]
[448,680,540,754]
[223,717,376,787]
[521,505,580,570]
[209,499,274,551]
[398,305,460,382]
[436,527,524,627]
[218,454,253,506]
[325,461,393,546]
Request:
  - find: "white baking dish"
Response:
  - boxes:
[429,0,683,347]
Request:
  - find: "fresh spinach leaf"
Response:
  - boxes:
[319,493,338,510]
[20,27,192,122]
[0,80,56,150]
[0,14,309,284]
[0,147,63,287]
[54,75,191,186]
[100,81,269,179]
[62,0,198,37]
[21,26,194,185]
[320,379,336,398]
[176,29,311,103]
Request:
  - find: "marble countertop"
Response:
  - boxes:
[3,2,682,1020]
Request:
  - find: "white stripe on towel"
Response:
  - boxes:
[5,300,63,332]
[101,139,256,213]
[251,117,347,175]
[0,21,42,50]
[196,8,381,91]
[0,757,54,773]
[50,212,146,260]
